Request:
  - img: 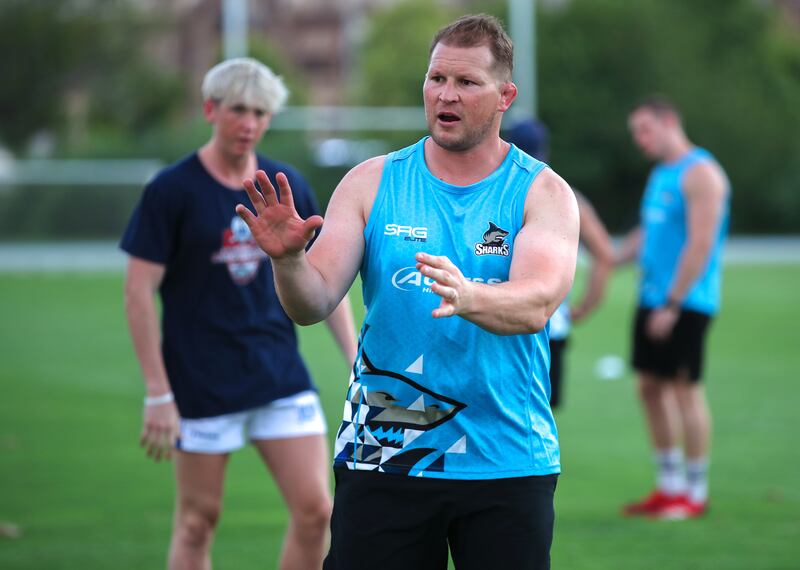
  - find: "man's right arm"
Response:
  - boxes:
[571,192,614,322]
[615,226,642,267]
[124,256,180,461]
[240,156,384,325]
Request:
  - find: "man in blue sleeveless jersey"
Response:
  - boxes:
[237,14,579,570]
[506,119,614,409]
[617,96,730,520]
[121,58,358,569]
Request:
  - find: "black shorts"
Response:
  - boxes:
[549,338,568,408]
[324,468,558,570]
[632,306,712,381]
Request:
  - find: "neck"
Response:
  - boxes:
[662,134,693,163]
[424,136,509,186]
[198,140,257,189]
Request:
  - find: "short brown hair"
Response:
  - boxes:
[430,14,513,82]
[631,94,682,121]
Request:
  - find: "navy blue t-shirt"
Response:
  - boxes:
[120,153,319,419]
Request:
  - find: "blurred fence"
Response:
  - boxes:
[0,237,797,273]
[0,112,432,242]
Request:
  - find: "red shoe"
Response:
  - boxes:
[656,497,708,520]
[622,490,685,516]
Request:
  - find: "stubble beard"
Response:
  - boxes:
[427,114,496,153]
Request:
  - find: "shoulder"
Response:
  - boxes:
[326,155,387,223]
[683,153,728,199]
[149,154,197,187]
[142,154,198,202]
[389,142,419,163]
[528,168,576,206]
[523,167,579,227]
[508,144,546,174]
[338,155,387,190]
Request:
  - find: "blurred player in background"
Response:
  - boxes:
[617,95,729,519]
[237,14,578,570]
[506,119,614,409]
[121,58,357,569]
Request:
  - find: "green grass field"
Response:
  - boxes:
[1,265,798,569]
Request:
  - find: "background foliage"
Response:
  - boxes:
[0,0,185,150]
[1,0,799,239]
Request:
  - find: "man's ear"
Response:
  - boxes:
[202,99,217,123]
[498,82,518,112]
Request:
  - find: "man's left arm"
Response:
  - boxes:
[417,169,579,335]
[647,161,728,339]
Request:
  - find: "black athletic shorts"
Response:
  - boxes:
[324,468,558,570]
[632,306,712,381]
[548,338,568,409]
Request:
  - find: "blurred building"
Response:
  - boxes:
[127,0,596,109]
[93,0,800,112]
[135,0,463,107]
[774,0,800,24]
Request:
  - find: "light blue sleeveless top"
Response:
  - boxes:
[639,148,729,315]
[332,138,560,480]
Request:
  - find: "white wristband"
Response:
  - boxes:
[144,392,174,406]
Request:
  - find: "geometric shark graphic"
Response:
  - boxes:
[447,435,467,454]
[354,350,466,435]
[334,334,467,474]
[405,354,424,374]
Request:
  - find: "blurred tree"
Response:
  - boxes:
[359,0,454,106]
[0,0,184,153]
[537,0,800,233]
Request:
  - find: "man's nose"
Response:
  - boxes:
[439,80,460,103]
[242,112,258,130]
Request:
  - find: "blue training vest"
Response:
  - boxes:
[639,147,729,315]
[332,137,560,480]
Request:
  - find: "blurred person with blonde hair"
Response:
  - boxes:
[121,57,357,569]
[618,95,730,520]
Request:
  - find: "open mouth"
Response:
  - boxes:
[437,112,460,123]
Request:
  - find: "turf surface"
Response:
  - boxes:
[0,265,797,568]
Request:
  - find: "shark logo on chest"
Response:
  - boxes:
[474,221,510,257]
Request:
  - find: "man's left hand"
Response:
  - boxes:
[416,253,474,319]
[646,307,680,341]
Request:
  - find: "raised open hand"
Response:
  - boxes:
[236,171,324,260]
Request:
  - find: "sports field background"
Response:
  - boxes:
[1,263,798,569]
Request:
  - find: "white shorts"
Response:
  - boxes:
[177,390,327,454]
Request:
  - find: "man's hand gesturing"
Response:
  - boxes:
[236,171,324,260]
